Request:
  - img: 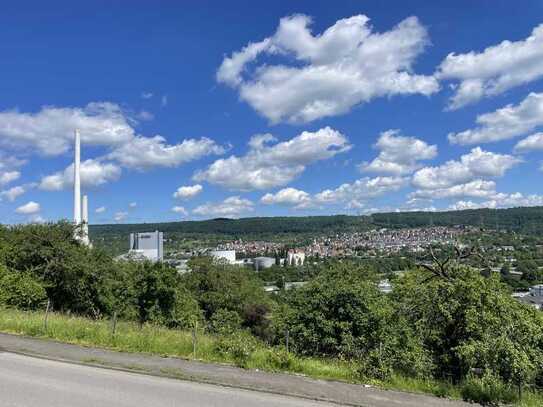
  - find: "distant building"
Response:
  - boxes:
[517,284,543,310]
[378,279,393,294]
[287,250,305,266]
[284,281,307,290]
[254,256,275,271]
[129,231,163,262]
[210,250,236,264]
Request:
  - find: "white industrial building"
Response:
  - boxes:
[128,231,164,262]
[209,250,236,264]
[253,256,275,271]
[287,250,305,266]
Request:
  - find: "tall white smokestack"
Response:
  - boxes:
[73,129,81,225]
[81,195,89,246]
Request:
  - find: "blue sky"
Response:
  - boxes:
[1,0,543,224]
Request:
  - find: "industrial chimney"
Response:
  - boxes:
[73,129,81,225]
[81,194,90,246]
[73,129,90,246]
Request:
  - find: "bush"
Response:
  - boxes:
[262,348,295,371]
[357,349,393,381]
[461,373,518,405]
[214,331,259,367]
[0,267,47,310]
[209,308,242,335]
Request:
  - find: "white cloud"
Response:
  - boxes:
[448,92,543,145]
[173,184,203,200]
[410,179,497,200]
[141,91,154,99]
[411,147,520,190]
[28,214,45,224]
[1,185,26,202]
[450,193,543,211]
[107,135,225,170]
[137,110,154,121]
[114,211,128,222]
[217,14,438,123]
[129,202,137,208]
[0,102,135,156]
[448,200,486,211]
[193,196,254,218]
[39,159,121,191]
[95,206,106,214]
[437,24,543,109]
[315,176,407,205]
[194,127,351,190]
[261,187,313,209]
[161,95,168,107]
[484,192,543,208]
[359,130,437,175]
[171,206,188,216]
[15,201,40,214]
[514,132,543,153]
[0,171,20,186]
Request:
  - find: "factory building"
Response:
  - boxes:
[287,250,305,266]
[129,231,164,262]
[209,250,236,264]
[253,256,275,271]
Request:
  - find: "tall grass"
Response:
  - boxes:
[1,307,542,406]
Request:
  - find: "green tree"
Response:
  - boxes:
[0,265,47,310]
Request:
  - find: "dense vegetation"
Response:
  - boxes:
[2,221,543,405]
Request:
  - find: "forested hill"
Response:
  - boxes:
[90,215,368,239]
[89,206,543,255]
[370,206,543,234]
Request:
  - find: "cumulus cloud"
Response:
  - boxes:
[359,130,437,175]
[95,206,106,214]
[261,187,313,209]
[448,92,543,145]
[173,184,203,200]
[193,196,254,218]
[171,206,188,216]
[0,185,26,202]
[0,102,134,156]
[411,147,520,191]
[15,201,40,214]
[39,159,121,191]
[129,202,137,208]
[107,136,225,170]
[410,179,497,200]
[0,171,20,186]
[217,14,438,123]
[437,24,543,109]
[315,176,408,205]
[114,211,128,222]
[194,127,351,190]
[514,132,543,153]
[450,193,543,211]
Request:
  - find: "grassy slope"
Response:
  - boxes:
[1,308,542,406]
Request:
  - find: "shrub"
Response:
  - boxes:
[209,308,242,335]
[0,267,47,310]
[262,348,295,371]
[214,331,259,367]
[461,373,518,405]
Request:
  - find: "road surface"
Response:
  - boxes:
[0,352,333,407]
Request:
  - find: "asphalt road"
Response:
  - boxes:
[0,352,333,407]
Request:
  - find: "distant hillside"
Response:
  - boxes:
[370,206,543,234]
[89,207,543,255]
